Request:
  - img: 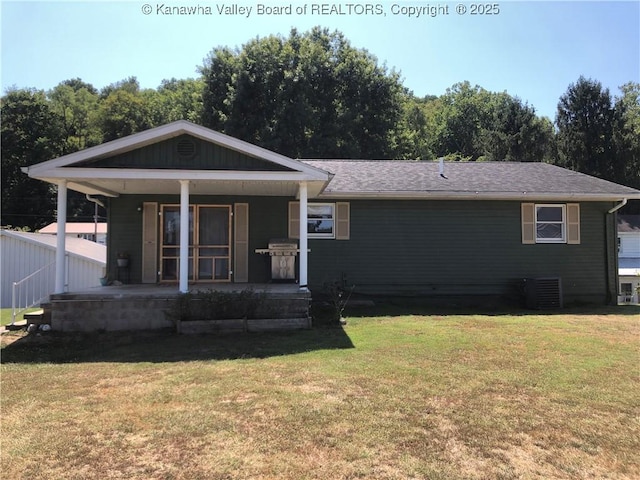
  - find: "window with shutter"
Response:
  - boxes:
[521,203,580,244]
[289,201,350,240]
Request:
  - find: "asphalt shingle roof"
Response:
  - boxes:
[302,160,640,200]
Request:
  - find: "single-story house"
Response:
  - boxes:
[21,120,640,319]
[617,215,640,304]
[40,222,107,245]
[0,229,106,308]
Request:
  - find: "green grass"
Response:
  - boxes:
[0,307,40,326]
[1,306,639,479]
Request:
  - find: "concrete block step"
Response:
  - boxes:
[24,309,51,325]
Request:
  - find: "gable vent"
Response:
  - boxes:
[524,277,563,309]
[176,138,197,159]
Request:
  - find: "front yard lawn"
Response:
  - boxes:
[1,307,638,479]
[0,307,40,327]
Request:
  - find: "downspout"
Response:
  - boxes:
[605,199,627,305]
[607,198,627,214]
[86,194,105,209]
[86,194,105,244]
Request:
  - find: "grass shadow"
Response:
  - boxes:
[0,326,355,364]
[341,295,640,318]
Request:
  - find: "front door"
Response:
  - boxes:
[160,204,231,282]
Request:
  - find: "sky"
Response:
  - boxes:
[1,0,639,120]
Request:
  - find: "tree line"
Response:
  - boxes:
[2,27,639,230]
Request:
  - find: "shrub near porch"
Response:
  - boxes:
[166,288,311,333]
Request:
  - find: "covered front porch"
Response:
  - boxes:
[48,283,311,333]
[22,122,333,331]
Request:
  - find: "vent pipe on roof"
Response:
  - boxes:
[438,157,448,179]
[86,194,105,245]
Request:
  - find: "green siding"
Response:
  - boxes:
[77,135,292,171]
[307,200,615,305]
[108,196,616,305]
[108,194,291,284]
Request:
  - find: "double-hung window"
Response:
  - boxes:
[307,203,335,238]
[535,204,566,243]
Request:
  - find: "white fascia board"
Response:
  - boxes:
[317,191,640,201]
[40,167,326,182]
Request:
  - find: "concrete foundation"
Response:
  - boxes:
[50,284,311,333]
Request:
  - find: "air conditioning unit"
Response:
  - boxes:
[524,277,563,309]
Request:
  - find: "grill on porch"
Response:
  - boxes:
[255,239,299,282]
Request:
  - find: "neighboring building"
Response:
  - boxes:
[39,222,107,245]
[21,121,640,316]
[618,215,640,304]
[0,230,106,308]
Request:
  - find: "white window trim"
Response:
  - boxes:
[307,202,335,239]
[535,204,566,244]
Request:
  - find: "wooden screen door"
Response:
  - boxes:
[160,205,231,282]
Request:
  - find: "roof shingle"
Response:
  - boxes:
[302,160,640,200]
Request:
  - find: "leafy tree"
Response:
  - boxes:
[434,82,492,160]
[97,78,154,141]
[556,76,615,178]
[612,82,640,189]
[152,78,204,124]
[201,47,237,130]
[200,27,405,159]
[48,80,101,152]
[99,76,141,98]
[60,77,98,95]
[481,93,554,162]
[393,94,437,160]
[410,82,556,163]
[1,89,64,229]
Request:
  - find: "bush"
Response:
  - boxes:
[165,289,266,323]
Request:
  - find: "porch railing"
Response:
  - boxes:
[11,261,56,325]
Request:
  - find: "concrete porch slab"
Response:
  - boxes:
[49,283,311,333]
[53,283,307,299]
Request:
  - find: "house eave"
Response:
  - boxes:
[34,167,328,182]
[31,168,329,197]
[317,191,640,201]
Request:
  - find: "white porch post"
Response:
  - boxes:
[55,180,67,293]
[298,181,308,291]
[179,180,190,293]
